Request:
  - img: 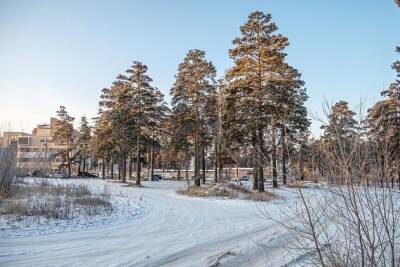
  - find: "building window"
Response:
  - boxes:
[18,137,30,145]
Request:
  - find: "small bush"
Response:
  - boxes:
[0,145,17,194]
[178,183,277,202]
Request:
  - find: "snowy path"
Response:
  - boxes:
[0,180,297,267]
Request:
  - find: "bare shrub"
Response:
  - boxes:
[262,101,400,266]
[38,178,51,188]
[1,180,113,222]
[261,184,400,266]
[0,141,17,195]
[74,196,109,207]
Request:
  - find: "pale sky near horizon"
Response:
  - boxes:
[0,0,399,136]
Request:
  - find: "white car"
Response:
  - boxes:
[52,172,68,179]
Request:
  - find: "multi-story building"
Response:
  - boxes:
[1,118,70,173]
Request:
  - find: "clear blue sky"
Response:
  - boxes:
[0,0,399,135]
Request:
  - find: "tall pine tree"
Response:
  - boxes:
[54,106,75,177]
[170,49,216,187]
[76,116,91,175]
[226,11,289,191]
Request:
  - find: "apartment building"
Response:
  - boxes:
[1,118,70,173]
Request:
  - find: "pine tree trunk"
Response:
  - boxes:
[67,153,71,177]
[185,150,190,189]
[219,162,223,183]
[300,156,305,181]
[78,159,81,176]
[102,159,105,180]
[299,141,305,181]
[122,153,127,183]
[252,132,258,190]
[194,109,200,186]
[282,125,287,185]
[202,146,206,184]
[236,150,239,179]
[118,162,121,180]
[147,153,151,180]
[379,153,384,187]
[214,138,218,183]
[129,156,132,179]
[397,157,400,190]
[83,157,86,173]
[110,159,114,179]
[214,153,218,183]
[177,153,181,180]
[136,133,141,186]
[258,126,265,192]
[150,140,155,181]
[397,131,400,189]
[271,117,278,188]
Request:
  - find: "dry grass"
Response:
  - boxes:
[177,183,278,202]
[286,181,308,188]
[124,181,143,187]
[0,179,113,221]
[285,181,322,189]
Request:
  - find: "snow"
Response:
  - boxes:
[0,179,310,266]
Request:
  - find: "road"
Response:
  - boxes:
[0,180,296,267]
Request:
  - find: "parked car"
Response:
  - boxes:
[79,171,97,178]
[152,174,162,181]
[31,170,44,177]
[239,175,251,188]
[239,175,250,181]
[52,171,68,179]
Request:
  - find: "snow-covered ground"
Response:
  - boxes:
[0,179,306,267]
[0,179,149,238]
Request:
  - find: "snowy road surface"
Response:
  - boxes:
[0,180,298,267]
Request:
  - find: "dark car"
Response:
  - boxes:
[152,174,162,181]
[79,171,97,178]
[239,175,250,181]
[31,170,44,177]
[239,175,251,187]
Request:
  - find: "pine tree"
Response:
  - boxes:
[213,80,229,183]
[321,101,357,141]
[145,88,169,181]
[365,100,391,185]
[170,49,216,187]
[226,11,289,191]
[116,62,168,185]
[98,80,132,182]
[166,107,192,182]
[271,64,309,184]
[53,106,75,177]
[92,111,114,179]
[366,47,400,186]
[76,116,91,175]
[321,101,357,184]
